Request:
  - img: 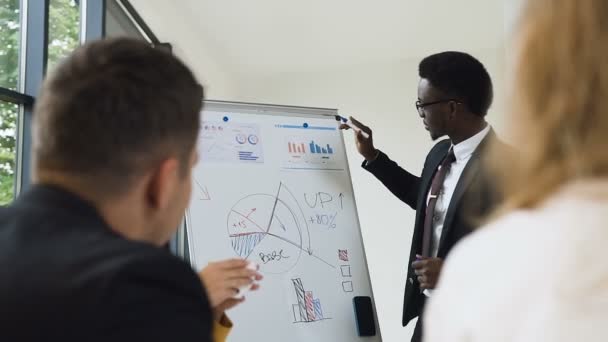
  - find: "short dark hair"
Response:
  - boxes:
[419,51,493,116]
[33,38,203,193]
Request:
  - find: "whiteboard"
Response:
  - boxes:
[185,101,381,342]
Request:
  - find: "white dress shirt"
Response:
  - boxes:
[426,124,491,258]
[423,124,490,296]
[424,179,608,342]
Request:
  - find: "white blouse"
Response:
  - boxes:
[424,180,608,342]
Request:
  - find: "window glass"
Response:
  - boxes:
[0,0,20,90]
[47,0,80,70]
[0,101,18,204]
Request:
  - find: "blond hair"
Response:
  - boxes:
[495,0,608,212]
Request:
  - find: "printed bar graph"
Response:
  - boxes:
[309,142,316,154]
[309,140,334,155]
[288,142,307,154]
[291,278,328,323]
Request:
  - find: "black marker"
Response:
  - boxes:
[335,115,370,138]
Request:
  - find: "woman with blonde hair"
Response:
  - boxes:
[423,0,608,340]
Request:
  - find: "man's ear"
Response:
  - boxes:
[145,158,180,210]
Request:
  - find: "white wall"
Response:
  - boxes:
[233,48,506,342]
[129,0,239,100]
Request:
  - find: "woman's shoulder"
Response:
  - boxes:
[450,210,539,262]
[444,184,608,287]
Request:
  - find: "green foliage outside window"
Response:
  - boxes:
[0,0,79,205]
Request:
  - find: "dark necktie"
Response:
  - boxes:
[421,148,456,257]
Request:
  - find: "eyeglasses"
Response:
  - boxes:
[415,99,463,116]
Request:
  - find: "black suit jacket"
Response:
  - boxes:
[364,130,507,326]
[0,185,213,341]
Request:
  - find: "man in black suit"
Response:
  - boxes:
[0,38,261,341]
[342,51,507,342]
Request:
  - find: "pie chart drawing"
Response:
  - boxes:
[227,193,304,274]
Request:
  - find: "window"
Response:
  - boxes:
[1,0,141,204]
[0,101,17,204]
[0,0,19,203]
[47,0,80,70]
[0,0,20,91]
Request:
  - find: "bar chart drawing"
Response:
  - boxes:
[281,135,344,171]
[287,142,307,154]
[288,141,334,155]
[309,140,334,154]
[291,278,331,323]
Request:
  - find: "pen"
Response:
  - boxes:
[335,115,370,139]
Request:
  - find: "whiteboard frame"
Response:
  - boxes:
[180,100,382,340]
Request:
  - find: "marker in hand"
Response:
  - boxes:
[336,115,370,139]
[233,261,260,299]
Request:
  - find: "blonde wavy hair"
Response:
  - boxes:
[494,0,608,212]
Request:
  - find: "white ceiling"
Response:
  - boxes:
[130,0,508,77]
